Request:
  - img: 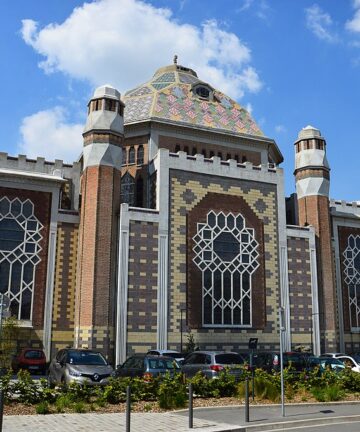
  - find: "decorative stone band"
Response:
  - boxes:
[296,177,329,199]
[82,143,122,169]
[83,132,123,147]
[295,168,330,181]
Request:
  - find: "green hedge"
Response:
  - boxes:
[0,365,359,412]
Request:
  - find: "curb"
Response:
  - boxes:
[212,414,360,432]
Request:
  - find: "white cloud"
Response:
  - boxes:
[237,0,255,13]
[20,0,262,100]
[275,124,286,133]
[245,102,253,115]
[19,107,83,163]
[346,0,360,33]
[305,4,338,43]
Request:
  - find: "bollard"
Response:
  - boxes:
[0,389,4,431]
[126,386,131,432]
[189,383,193,429]
[245,377,249,423]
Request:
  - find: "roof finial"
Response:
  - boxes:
[173,54,178,65]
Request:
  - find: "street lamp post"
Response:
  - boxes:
[279,306,286,417]
[180,308,186,353]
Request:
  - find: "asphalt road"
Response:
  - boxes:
[174,403,360,429]
[261,421,360,431]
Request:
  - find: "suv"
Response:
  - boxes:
[12,348,47,374]
[48,348,113,386]
[181,351,245,380]
[115,354,180,379]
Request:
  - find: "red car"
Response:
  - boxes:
[12,348,47,374]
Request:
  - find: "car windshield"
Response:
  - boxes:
[68,351,107,365]
[215,354,244,365]
[148,359,179,370]
[24,350,44,359]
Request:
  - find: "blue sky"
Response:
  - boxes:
[1,0,360,200]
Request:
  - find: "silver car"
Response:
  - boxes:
[48,348,114,386]
[181,351,245,380]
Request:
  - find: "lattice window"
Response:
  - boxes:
[343,234,360,330]
[128,147,135,164]
[193,211,259,327]
[120,172,135,205]
[0,197,43,321]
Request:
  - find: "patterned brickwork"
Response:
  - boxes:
[297,195,337,351]
[127,221,158,353]
[287,236,312,347]
[76,326,114,356]
[51,222,78,353]
[168,170,279,351]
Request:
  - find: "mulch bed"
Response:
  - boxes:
[4,393,360,415]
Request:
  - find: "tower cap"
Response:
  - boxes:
[92,85,120,101]
[298,125,323,140]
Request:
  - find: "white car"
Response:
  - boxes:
[335,355,360,373]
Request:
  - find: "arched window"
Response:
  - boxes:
[136,177,144,207]
[175,145,181,153]
[193,211,259,327]
[192,148,197,156]
[128,147,135,164]
[120,173,135,205]
[137,145,144,165]
[209,151,215,158]
[242,156,247,163]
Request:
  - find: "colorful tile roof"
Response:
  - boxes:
[123,65,263,137]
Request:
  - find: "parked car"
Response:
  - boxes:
[181,351,245,380]
[335,355,360,373]
[48,348,113,386]
[319,352,346,358]
[249,351,309,373]
[306,356,345,373]
[147,349,185,364]
[11,348,47,374]
[114,354,180,379]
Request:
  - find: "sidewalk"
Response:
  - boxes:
[3,402,360,432]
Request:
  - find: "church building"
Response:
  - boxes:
[0,61,359,364]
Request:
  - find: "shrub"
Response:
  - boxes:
[73,401,87,413]
[311,385,345,402]
[55,394,73,412]
[158,372,187,409]
[340,369,360,392]
[35,401,50,415]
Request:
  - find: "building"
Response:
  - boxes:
[0,60,359,363]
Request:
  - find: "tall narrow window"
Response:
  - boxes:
[184,146,189,154]
[192,211,259,327]
[202,149,207,158]
[192,148,197,156]
[136,177,144,207]
[343,235,360,330]
[137,145,144,165]
[0,197,43,321]
[128,147,135,164]
[120,173,135,205]
[175,145,181,153]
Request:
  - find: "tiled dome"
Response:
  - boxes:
[123,63,263,137]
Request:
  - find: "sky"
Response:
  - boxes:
[1,0,360,200]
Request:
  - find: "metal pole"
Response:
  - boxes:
[245,377,249,423]
[180,309,183,353]
[189,383,193,429]
[126,386,131,432]
[0,294,3,341]
[0,389,4,432]
[279,307,285,417]
[251,349,255,401]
